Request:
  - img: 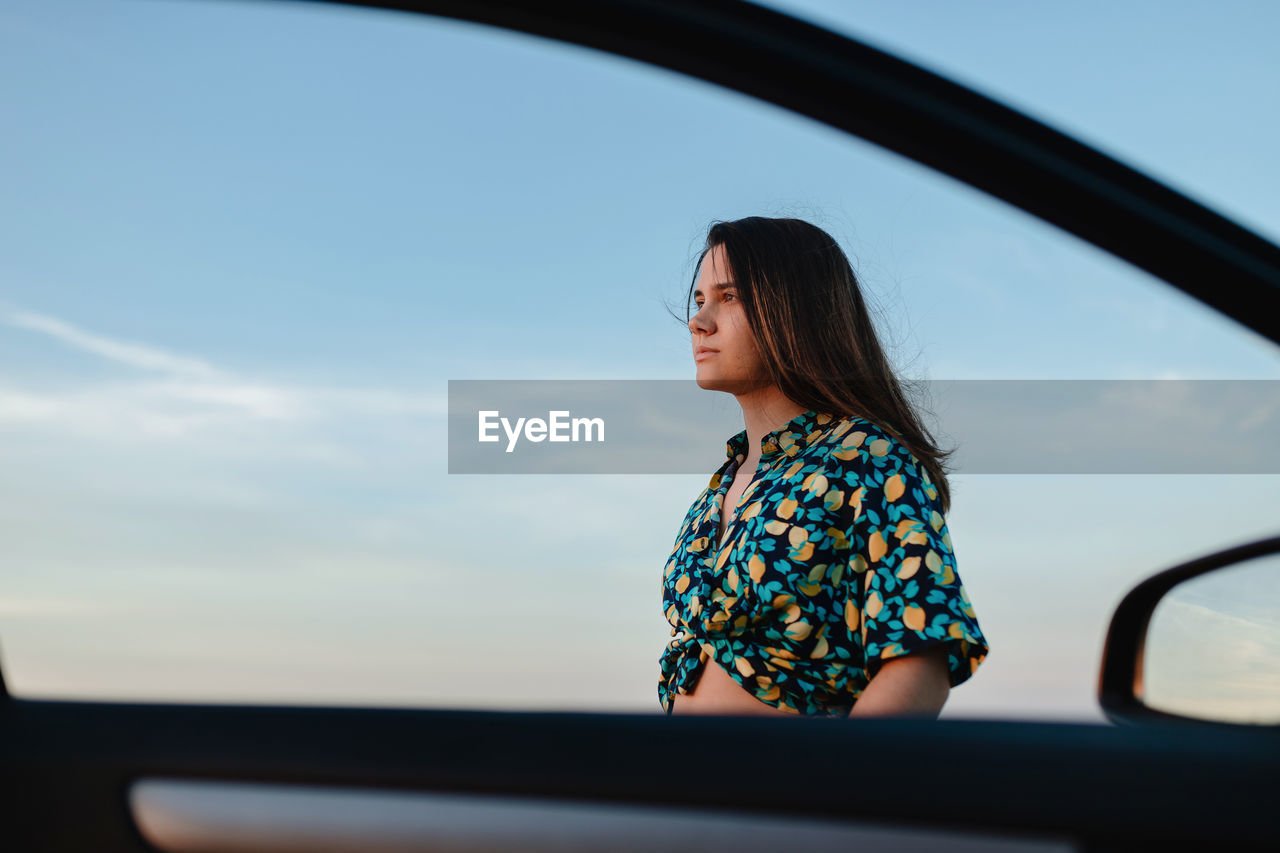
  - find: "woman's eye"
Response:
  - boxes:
[693,293,734,310]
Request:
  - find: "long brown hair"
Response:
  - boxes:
[680,216,958,514]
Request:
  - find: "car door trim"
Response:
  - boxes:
[128,776,1076,853]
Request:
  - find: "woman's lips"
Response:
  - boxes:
[694,349,717,361]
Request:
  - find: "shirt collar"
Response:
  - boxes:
[724,408,836,462]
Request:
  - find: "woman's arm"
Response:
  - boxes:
[847,643,951,718]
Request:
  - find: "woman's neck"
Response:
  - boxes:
[733,386,806,458]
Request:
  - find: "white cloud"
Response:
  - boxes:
[0,307,447,440]
[0,596,118,617]
[7,310,223,379]
[1238,393,1280,433]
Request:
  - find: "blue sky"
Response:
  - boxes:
[1,0,1278,720]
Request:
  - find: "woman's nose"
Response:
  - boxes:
[689,305,712,333]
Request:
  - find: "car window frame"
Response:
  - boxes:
[314,0,1280,347]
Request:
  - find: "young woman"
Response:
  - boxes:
[659,216,989,718]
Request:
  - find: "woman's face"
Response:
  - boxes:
[689,244,769,394]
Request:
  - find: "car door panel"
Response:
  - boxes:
[3,2,1279,852]
[4,698,1279,850]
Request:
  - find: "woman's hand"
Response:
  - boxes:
[847,643,951,718]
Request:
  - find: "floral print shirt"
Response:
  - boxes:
[658,408,989,716]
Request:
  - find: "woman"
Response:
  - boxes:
[659,216,989,718]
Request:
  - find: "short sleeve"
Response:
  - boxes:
[833,431,989,690]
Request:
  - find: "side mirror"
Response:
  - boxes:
[1099,534,1280,726]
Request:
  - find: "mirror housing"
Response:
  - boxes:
[1099,534,1280,726]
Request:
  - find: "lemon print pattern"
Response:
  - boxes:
[658,409,989,716]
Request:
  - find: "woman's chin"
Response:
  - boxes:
[695,372,726,391]
[695,374,765,395]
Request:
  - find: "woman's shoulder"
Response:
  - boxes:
[785,415,942,533]
[815,415,937,495]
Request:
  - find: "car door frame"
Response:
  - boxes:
[332,0,1280,344]
[3,1,1279,851]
